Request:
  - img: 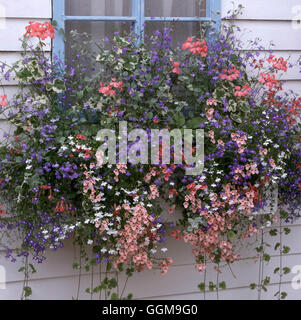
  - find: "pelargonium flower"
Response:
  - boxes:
[24,21,55,40]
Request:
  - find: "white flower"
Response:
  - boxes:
[87,240,93,245]
[101,248,107,253]
[161,248,168,252]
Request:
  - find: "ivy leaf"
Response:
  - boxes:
[186,117,205,129]
[239,102,250,113]
[219,281,226,290]
[269,229,278,236]
[250,283,256,290]
[263,253,271,262]
[283,267,291,274]
[77,90,84,99]
[208,282,216,291]
[281,292,288,300]
[24,286,32,298]
[198,282,205,291]
[228,230,236,240]
[282,246,290,254]
[284,227,291,235]
[110,293,118,300]
[280,210,289,219]
[230,113,242,124]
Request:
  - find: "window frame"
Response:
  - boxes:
[52,0,221,62]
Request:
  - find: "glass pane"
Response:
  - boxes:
[65,21,131,63]
[65,0,132,16]
[145,0,206,17]
[145,22,201,48]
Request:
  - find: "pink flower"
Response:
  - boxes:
[206,98,217,106]
[25,21,55,40]
[0,95,8,107]
[269,158,276,169]
[95,150,103,168]
[170,58,181,74]
[234,84,251,97]
[182,37,208,57]
[219,66,240,81]
[206,108,215,121]
[208,130,215,143]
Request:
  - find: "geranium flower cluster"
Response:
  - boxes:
[24,21,55,40]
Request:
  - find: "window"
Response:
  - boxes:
[53,0,221,62]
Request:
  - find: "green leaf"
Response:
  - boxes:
[263,276,270,285]
[24,286,32,298]
[147,112,153,120]
[280,210,289,219]
[250,283,256,290]
[110,293,118,300]
[274,242,281,251]
[230,113,242,124]
[283,267,291,275]
[284,227,291,235]
[256,245,263,253]
[198,282,205,291]
[281,292,288,300]
[263,253,271,262]
[273,267,280,274]
[227,230,236,240]
[269,229,278,236]
[173,113,185,127]
[208,282,216,291]
[219,281,226,290]
[77,91,84,99]
[186,117,204,129]
[282,246,290,254]
[239,103,250,113]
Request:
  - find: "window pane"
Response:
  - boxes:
[145,22,201,48]
[65,21,131,63]
[65,0,132,16]
[145,0,206,17]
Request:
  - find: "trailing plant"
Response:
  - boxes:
[0,13,300,299]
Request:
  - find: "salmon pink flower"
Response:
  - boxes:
[206,108,215,121]
[0,95,8,106]
[25,21,55,40]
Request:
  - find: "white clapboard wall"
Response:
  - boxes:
[0,0,301,300]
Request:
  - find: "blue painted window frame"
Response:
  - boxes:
[53,0,221,63]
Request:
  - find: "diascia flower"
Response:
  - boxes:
[24,21,55,40]
[0,94,8,106]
